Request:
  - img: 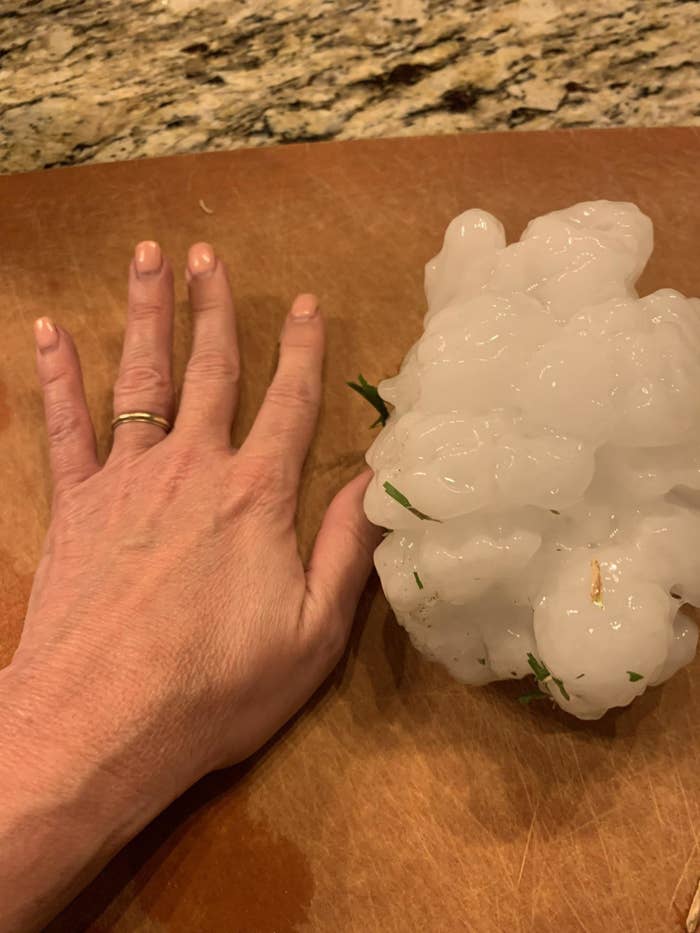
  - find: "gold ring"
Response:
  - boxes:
[111,411,172,433]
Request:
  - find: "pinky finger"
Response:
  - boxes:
[34,318,99,491]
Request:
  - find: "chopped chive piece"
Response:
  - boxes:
[383,481,440,522]
[477,657,486,666]
[527,652,569,700]
[347,374,390,427]
[553,677,570,701]
[576,673,585,679]
[413,571,424,590]
[526,652,550,682]
[627,670,644,682]
[518,691,548,705]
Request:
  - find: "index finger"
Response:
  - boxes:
[176,243,239,445]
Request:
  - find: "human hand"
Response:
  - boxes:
[11,239,379,808]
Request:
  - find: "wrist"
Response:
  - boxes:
[0,657,184,929]
[0,649,187,823]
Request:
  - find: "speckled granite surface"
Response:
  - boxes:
[1,0,699,174]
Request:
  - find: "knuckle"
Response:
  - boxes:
[266,374,315,410]
[283,327,321,351]
[193,296,228,316]
[232,454,292,510]
[129,298,165,322]
[339,518,374,563]
[41,366,72,390]
[46,401,83,446]
[169,439,209,473]
[233,454,273,495]
[187,349,239,384]
[116,362,170,400]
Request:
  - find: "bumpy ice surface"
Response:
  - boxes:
[365,201,700,719]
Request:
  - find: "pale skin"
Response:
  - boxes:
[0,241,380,932]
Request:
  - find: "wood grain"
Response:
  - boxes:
[1,127,699,932]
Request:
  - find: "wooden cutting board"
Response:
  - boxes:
[2,128,700,933]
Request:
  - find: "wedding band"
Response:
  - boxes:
[111,411,172,433]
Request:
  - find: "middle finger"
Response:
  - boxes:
[111,241,175,457]
[176,243,239,445]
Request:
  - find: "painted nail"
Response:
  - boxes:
[187,242,216,279]
[290,293,319,321]
[134,240,162,276]
[33,317,59,353]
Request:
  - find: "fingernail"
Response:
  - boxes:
[290,293,319,321]
[134,240,162,277]
[33,317,59,353]
[187,242,216,279]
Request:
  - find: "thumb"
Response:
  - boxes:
[303,470,383,665]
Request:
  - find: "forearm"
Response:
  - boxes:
[0,658,175,932]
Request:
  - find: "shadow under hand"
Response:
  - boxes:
[49,742,321,933]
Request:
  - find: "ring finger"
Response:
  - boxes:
[111,240,175,456]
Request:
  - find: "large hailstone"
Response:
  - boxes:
[365,201,700,719]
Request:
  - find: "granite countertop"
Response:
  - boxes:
[1,0,699,174]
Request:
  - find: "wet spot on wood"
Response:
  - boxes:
[141,783,313,932]
[0,548,31,669]
[50,774,313,933]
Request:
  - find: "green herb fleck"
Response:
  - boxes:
[627,670,644,682]
[526,652,550,682]
[553,677,570,701]
[527,653,569,700]
[477,657,486,666]
[413,571,424,590]
[518,691,548,706]
[347,374,390,428]
[383,481,440,522]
